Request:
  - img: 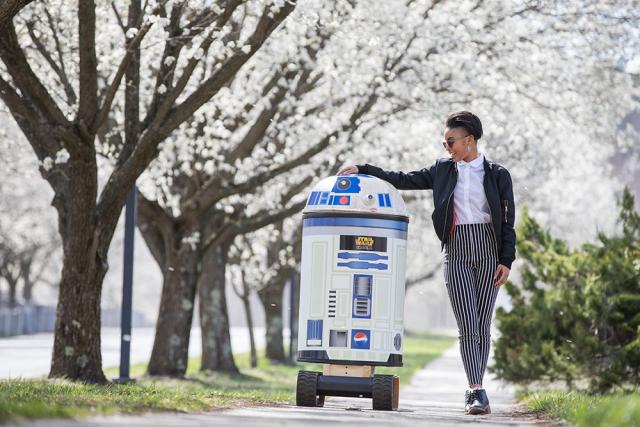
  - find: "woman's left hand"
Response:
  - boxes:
[493,264,510,288]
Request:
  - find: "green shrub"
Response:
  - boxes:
[492,188,640,392]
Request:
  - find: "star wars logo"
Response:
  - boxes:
[354,236,374,250]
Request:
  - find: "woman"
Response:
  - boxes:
[338,111,516,416]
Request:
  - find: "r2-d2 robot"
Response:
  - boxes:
[296,174,410,410]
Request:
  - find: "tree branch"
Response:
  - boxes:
[92,17,153,133]
[405,263,440,289]
[0,0,32,29]
[0,22,69,127]
[25,18,76,105]
[144,0,243,131]
[136,194,174,267]
[77,0,98,128]
[154,2,296,138]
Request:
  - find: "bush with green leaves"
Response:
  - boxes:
[492,188,640,392]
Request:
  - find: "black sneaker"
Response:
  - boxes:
[465,389,491,415]
[464,390,475,413]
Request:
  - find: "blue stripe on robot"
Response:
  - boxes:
[306,319,322,346]
[303,216,408,231]
[377,193,392,207]
[337,261,388,270]
[332,176,361,193]
[337,252,388,261]
[308,191,319,205]
[318,192,329,205]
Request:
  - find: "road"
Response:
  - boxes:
[0,326,268,378]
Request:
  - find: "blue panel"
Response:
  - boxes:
[352,274,372,319]
[332,177,361,194]
[303,216,408,231]
[318,192,329,205]
[308,191,319,205]
[337,261,388,270]
[384,194,392,207]
[351,329,371,349]
[307,319,323,344]
[331,195,350,205]
[338,252,388,261]
[378,194,385,207]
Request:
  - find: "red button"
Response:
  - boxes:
[339,196,348,205]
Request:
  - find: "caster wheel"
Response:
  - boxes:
[296,371,325,407]
[372,374,398,410]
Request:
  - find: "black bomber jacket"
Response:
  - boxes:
[356,157,516,269]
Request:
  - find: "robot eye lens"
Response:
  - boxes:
[367,194,373,199]
[337,179,351,190]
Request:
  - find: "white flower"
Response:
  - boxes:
[163,56,175,66]
[192,47,204,60]
[40,157,53,171]
[241,45,252,54]
[158,84,167,94]
[181,232,200,250]
[125,27,138,39]
[55,148,70,164]
[224,205,234,214]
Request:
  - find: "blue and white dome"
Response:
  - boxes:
[303,174,410,218]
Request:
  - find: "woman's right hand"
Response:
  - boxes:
[338,165,358,176]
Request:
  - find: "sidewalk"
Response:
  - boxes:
[5,342,555,427]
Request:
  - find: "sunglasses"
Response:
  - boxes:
[442,134,469,149]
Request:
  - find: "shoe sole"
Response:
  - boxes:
[467,404,491,415]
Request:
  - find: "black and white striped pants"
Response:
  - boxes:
[444,223,500,386]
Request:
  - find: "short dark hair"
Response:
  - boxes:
[446,111,483,141]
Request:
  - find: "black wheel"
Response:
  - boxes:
[296,371,325,407]
[372,374,395,410]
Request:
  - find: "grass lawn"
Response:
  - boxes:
[0,333,454,423]
[522,390,640,427]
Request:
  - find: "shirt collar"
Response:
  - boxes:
[457,152,484,168]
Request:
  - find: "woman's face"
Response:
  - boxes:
[443,126,471,162]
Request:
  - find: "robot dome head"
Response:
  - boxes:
[303,174,410,218]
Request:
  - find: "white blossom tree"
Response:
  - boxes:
[0,0,296,382]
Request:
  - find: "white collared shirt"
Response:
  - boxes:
[453,152,491,224]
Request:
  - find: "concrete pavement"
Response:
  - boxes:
[3,342,555,426]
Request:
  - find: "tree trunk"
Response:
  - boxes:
[289,271,299,361]
[198,240,238,373]
[147,243,199,376]
[7,277,17,308]
[48,151,111,383]
[240,286,258,368]
[138,197,200,377]
[20,258,34,303]
[258,279,286,362]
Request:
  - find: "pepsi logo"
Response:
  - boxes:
[353,332,368,342]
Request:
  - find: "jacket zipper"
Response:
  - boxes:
[442,190,454,242]
[484,170,500,256]
[442,166,458,246]
[486,198,500,256]
[503,200,508,223]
